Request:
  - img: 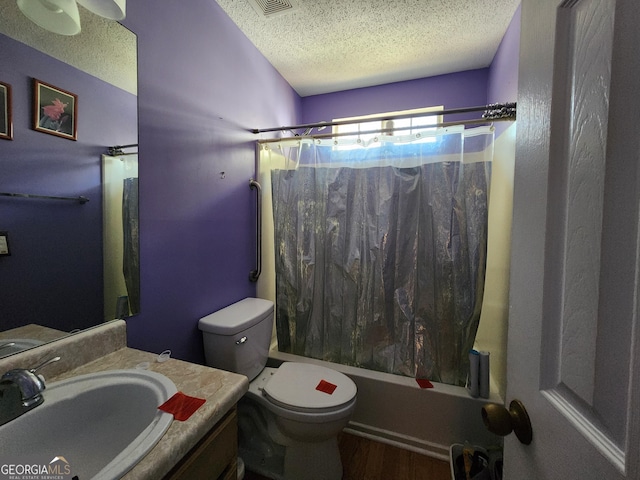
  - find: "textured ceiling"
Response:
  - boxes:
[215,0,520,97]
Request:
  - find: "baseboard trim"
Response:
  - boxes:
[343,421,450,462]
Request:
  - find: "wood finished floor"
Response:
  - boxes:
[244,432,451,480]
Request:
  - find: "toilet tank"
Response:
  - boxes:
[198,297,274,381]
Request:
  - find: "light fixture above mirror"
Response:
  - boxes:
[16,0,125,36]
[76,0,125,20]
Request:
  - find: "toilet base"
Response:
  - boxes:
[237,397,345,480]
[238,399,285,479]
[283,438,343,480]
[239,437,343,480]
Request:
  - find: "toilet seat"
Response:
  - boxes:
[263,362,357,413]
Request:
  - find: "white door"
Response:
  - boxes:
[506,0,640,478]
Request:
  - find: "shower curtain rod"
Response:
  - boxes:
[257,117,506,145]
[251,102,516,135]
[107,143,138,156]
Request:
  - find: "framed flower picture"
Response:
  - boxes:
[33,79,77,140]
[0,81,12,140]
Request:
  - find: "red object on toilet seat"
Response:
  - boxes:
[316,379,338,394]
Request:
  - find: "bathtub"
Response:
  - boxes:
[268,350,503,460]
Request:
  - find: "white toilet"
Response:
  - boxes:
[198,297,357,480]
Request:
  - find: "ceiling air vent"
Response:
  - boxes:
[247,0,299,18]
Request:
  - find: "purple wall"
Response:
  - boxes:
[0,33,137,333]
[122,0,301,363]
[301,69,489,126]
[488,5,521,137]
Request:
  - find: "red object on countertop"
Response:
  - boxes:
[158,392,206,421]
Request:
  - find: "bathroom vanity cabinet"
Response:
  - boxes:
[163,407,238,480]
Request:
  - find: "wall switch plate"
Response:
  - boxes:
[0,232,10,256]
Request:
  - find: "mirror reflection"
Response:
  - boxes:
[0,3,138,353]
[103,151,139,320]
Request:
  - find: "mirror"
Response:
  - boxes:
[0,3,138,355]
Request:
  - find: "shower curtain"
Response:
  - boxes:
[261,125,493,386]
[122,176,140,315]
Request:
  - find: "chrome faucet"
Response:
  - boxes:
[0,356,61,425]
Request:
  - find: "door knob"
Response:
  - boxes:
[481,399,533,445]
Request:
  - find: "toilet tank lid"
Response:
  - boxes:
[198,297,274,335]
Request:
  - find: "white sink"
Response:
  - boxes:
[0,338,44,358]
[0,369,177,479]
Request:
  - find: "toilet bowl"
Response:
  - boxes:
[198,298,357,480]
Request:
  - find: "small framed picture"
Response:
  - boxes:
[0,81,12,141]
[33,79,77,140]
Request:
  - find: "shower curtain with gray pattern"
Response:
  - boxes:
[265,125,493,386]
[123,177,140,315]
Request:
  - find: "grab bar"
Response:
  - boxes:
[249,179,262,282]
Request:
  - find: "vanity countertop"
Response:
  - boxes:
[50,347,249,480]
[0,324,67,343]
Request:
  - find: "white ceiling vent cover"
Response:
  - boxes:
[247,0,299,18]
